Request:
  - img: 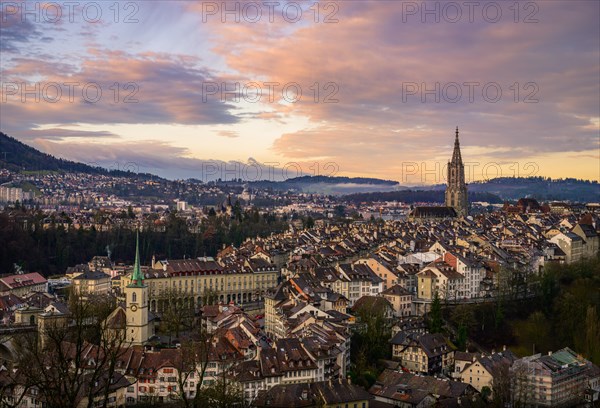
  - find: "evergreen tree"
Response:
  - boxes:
[429,291,443,333]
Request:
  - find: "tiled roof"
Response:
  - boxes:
[0,272,47,289]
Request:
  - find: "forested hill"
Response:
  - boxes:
[343,177,599,204]
[249,175,399,194]
[343,190,503,204]
[0,132,159,179]
[467,177,600,202]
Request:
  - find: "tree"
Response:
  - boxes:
[127,205,135,219]
[350,299,392,388]
[576,306,600,364]
[193,370,246,408]
[456,324,468,351]
[488,361,513,408]
[480,386,492,402]
[493,297,504,330]
[304,216,314,229]
[153,283,247,408]
[450,304,476,332]
[158,287,196,344]
[514,311,551,356]
[428,291,443,334]
[172,328,214,407]
[333,205,345,218]
[8,291,129,408]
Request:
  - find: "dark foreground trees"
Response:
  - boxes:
[0,208,289,276]
[444,256,600,364]
[349,299,392,388]
[1,292,129,408]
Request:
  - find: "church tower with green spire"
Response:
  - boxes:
[125,231,149,345]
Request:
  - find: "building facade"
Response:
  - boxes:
[511,348,592,407]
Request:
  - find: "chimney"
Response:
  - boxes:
[548,351,552,356]
[151,255,156,269]
[503,345,506,352]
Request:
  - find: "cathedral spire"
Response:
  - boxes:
[452,126,462,164]
[445,127,468,217]
[130,230,144,287]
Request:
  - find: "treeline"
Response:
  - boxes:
[446,256,600,364]
[249,175,399,192]
[343,190,503,204]
[0,209,289,277]
[468,177,600,202]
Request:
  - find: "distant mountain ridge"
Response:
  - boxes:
[468,177,599,202]
[249,175,399,194]
[344,177,599,203]
[1,132,598,201]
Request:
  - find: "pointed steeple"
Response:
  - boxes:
[451,126,462,164]
[445,127,468,217]
[130,230,145,287]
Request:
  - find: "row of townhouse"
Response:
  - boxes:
[369,369,481,407]
[390,331,455,375]
[264,273,353,339]
[549,223,599,264]
[336,263,384,306]
[117,256,279,313]
[453,348,518,395]
[231,335,347,405]
[201,290,350,405]
[252,379,372,408]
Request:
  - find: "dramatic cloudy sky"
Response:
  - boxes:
[1,0,598,183]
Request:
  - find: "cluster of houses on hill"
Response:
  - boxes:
[0,204,599,406]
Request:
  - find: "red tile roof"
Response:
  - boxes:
[0,272,47,290]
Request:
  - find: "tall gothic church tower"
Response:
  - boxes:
[445,127,469,217]
[125,232,149,345]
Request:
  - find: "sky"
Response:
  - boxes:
[1,0,599,184]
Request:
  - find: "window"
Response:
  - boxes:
[132,292,137,303]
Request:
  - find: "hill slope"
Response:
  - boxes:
[0,132,160,179]
[249,175,400,194]
[1,132,598,201]
[468,177,600,202]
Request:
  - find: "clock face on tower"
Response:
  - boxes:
[131,304,138,312]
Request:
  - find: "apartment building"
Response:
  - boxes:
[511,348,592,407]
[0,273,48,297]
[390,332,454,375]
[120,257,279,312]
